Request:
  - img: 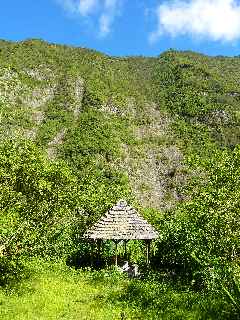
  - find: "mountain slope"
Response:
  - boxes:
[0,39,240,212]
[0,40,239,305]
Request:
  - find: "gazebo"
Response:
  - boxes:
[84,200,159,266]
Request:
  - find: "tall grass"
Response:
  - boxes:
[0,259,238,320]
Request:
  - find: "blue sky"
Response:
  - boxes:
[1,0,240,57]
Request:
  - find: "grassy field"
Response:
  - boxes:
[0,259,234,320]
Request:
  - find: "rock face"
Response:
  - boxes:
[121,144,186,211]
[73,77,84,120]
[47,129,66,160]
[204,110,231,125]
[0,61,85,157]
[23,87,55,109]
[117,103,187,210]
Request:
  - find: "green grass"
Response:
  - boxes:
[0,260,127,320]
[0,259,234,320]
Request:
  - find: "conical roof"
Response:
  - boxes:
[84,200,159,240]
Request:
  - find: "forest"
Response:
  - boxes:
[0,39,239,319]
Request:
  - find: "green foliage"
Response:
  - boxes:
[0,39,240,318]
[154,50,240,148]
[0,119,132,281]
[61,109,133,220]
[0,139,82,281]
[154,146,240,300]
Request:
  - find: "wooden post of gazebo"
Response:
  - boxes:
[123,240,128,260]
[83,200,159,266]
[145,239,151,264]
[97,239,101,263]
[114,240,121,266]
[90,240,94,267]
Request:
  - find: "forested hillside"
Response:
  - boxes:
[0,39,239,319]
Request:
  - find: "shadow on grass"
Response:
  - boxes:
[115,279,239,319]
[85,267,240,320]
[65,253,240,319]
[66,251,108,270]
[0,256,33,294]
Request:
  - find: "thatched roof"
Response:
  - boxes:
[84,200,159,240]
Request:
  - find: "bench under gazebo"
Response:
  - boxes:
[83,200,159,266]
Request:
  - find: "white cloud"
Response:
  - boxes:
[99,13,112,35]
[99,0,120,37]
[104,0,118,10]
[59,0,76,13]
[150,0,240,43]
[78,0,98,16]
[58,0,121,37]
[59,0,98,15]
